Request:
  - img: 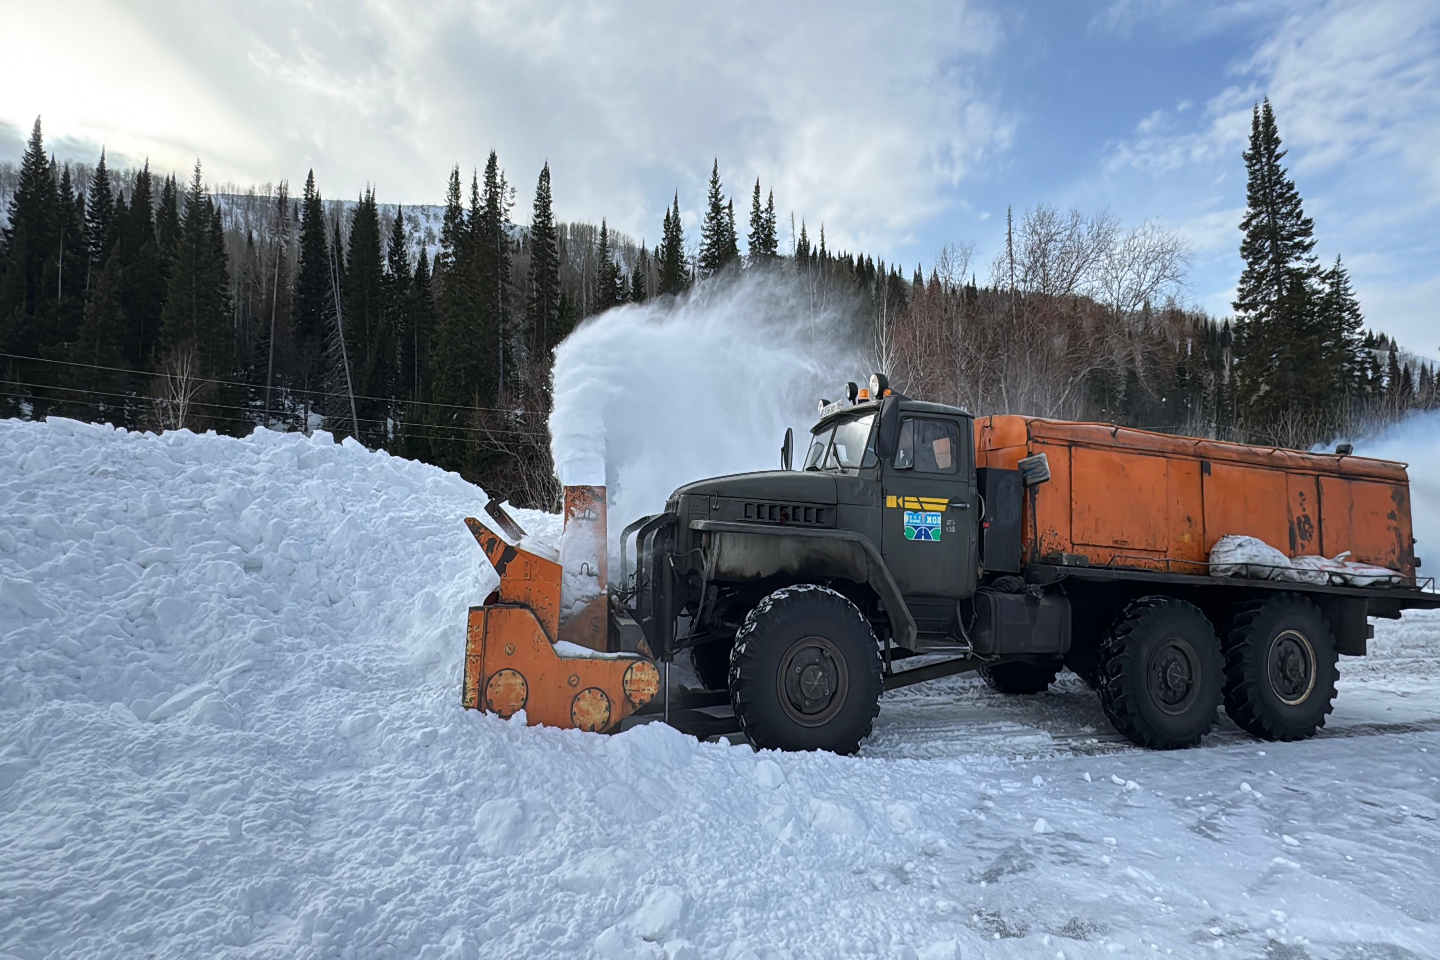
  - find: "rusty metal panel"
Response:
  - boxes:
[1319,477,1413,574]
[1030,439,1072,561]
[1071,447,1168,552]
[1287,473,1320,555]
[1202,462,1291,553]
[1166,456,1205,566]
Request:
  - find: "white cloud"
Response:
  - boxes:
[0,0,1013,253]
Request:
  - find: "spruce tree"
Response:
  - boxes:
[54,165,88,345]
[526,162,561,361]
[748,180,766,265]
[401,247,438,460]
[291,169,333,415]
[1232,99,1326,443]
[725,198,739,266]
[657,193,688,297]
[0,117,57,368]
[386,206,412,401]
[476,152,512,394]
[437,166,465,278]
[762,190,777,258]
[697,160,736,278]
[630,242,648,303]
[85,149,117,286]
[159,162,233,427]
[594,219,624,313]
[118,162,165,367]
[1317,255,1365,402]
[341,188,389,445]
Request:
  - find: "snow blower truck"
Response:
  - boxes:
[463,374,1439,753]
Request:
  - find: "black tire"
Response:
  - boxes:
[1098,597,1223,749]
[979,660,1062,694]
[1222,595,1338,742]
[728,584,883,754]
[689,639,733,691]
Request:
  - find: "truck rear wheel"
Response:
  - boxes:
[1222,596,1338,742]
[728,585,883,754]
[979,661,1061,694]
[1097,597,1223,749]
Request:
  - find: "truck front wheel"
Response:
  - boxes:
[728,585,883,754]
[1222,596,1338,742]
[1098,597,1223,749]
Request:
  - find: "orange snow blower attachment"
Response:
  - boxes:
[461,496,660,733]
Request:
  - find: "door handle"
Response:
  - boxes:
[949,501,970,509]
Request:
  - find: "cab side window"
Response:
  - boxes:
[894,418,960,474]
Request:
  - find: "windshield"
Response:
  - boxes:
[804,414,877,471]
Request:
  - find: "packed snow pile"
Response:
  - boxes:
[4,417,1440,959]
[1209,535,1406,586]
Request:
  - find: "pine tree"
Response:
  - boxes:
[159,161,233,425]
[725,199,739,266]
[54,165,88,344]
[437,166,465,278]
[72,252,129,425]
[747,180,766,265]
[290,169,333,415]
[630,242,648,303]
[118,162,165,367]
[339,188,389,444]
[476,152,512,394]
[0,117,58,371]
[386,206,412,401]
[85,149,117,287]
[526,162,561,362]
[657,193,688,297]
[401,247,438,460]
[1232,99,1326,443]
[698,160,737,278]
[747,181,778,266]
[594,219,624,313]
[1317,255,1365,403]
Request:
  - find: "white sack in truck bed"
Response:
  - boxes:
[1208,535,1405,587]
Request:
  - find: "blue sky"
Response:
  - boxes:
[3,0,1437,353]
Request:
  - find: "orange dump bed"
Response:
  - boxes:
[975,416,1417,577]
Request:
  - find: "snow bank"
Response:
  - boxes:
[5,417,1440,959]
[549,273,864,551]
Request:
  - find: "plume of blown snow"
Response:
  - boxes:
[1333,410,1440,566]
[549,272,868,551]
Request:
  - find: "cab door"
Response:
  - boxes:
[881,415,975,599]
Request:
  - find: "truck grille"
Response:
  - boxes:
[741,502,829,526]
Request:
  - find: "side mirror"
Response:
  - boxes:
[781,427,794,471]
[875,396,901,459]
[1018,452,1051,486]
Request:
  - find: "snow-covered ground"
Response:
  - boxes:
[3,419,1439,960]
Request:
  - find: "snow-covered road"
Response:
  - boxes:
[2,419,1438,960]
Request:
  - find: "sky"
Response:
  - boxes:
[2,0,1437,354]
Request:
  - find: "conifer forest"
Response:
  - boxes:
[0,101,1432,508]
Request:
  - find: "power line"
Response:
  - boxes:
[2,379,555,442]
[0,351,535,417]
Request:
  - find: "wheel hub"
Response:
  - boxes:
[1268,630,1316,705]
[777,636,849,727]
[1148,638,1199,715]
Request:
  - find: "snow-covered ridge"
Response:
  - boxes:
[3,418,1440,959]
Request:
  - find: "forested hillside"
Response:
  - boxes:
[1,103,1433,508]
